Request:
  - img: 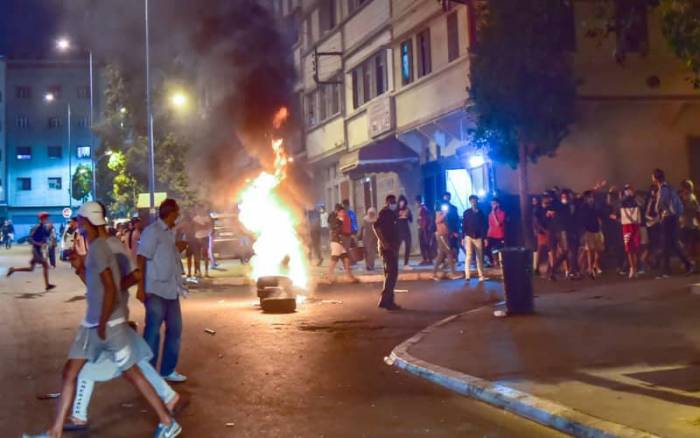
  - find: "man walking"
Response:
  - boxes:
[441,192,461,257]
[373,195,402,310]
[2,219,14,249]
[462,195,488,281]
[653,168,694,277]
[7,212,55,290]
[138,199,189,383]
[22,201,180,438]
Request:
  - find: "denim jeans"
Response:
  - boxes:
[144,294,182,376]
[72,359,176,422]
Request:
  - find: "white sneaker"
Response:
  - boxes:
[153,420,182,438]
[403,264,413,270]
[163,371,188,383]
[478,276,487,282]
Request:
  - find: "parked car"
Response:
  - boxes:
[211,213,254,263]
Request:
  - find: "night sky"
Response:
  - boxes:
[0,0,62,59]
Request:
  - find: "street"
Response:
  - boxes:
[0,247,563,437]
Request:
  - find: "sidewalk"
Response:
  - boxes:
[203,254,502,285]
[388,275,700,438]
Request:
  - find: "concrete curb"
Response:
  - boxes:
[385,309,662,438]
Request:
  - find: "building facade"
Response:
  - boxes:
[276,0,700,246]
[1,59,101,238]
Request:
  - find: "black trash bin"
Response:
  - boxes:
[500,247,534,314]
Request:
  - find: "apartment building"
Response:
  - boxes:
[277,0,700,220]
[1,58,101,237]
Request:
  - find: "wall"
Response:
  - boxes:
[0,58,6,204]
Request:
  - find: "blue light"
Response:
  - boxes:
[468,155,485,168]
[477,189,486,197]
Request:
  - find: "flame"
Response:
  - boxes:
[237,108,308,288]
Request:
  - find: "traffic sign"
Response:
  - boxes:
[62,208,73,219]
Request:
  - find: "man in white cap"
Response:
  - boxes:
[22,201,181,438]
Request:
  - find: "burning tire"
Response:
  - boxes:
[261,297,297,313]
[258,286,284,300]
[256,276,292,292]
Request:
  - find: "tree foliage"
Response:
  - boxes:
[72,164,93,203]
[658,0,700,88]
[468,0,577,166]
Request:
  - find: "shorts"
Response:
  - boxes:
[330,241,349,262]
[186,238,200,258]
[31,246,46,265]
[68,323,150,372]
[622,224,641,253]
[582,231,605,252]
[198,237,210,258]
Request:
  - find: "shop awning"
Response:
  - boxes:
[339,136,419,176]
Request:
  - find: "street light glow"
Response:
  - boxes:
[170,92,188,109]
[56,37,71,51]
[468,154,486,168]
[44,93,55,102]
[119,107,127,114]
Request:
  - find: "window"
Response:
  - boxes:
[348,0,369,13]
[305,77,342,128]
[447,12,460,62]
[417,28,432,78]
[467,2,478,51]
[401,39,414,85]
[76,146,91,159]
[48,145,62,159]
[47,85,62,99]
[319,0,336,33]
[16,116,29,129]
[16,146,32,160]
[17,178,31,191]
[77,117,89,129]
[351,50,388,109]
[77,86,90,99]
[48,177,62,190]
[48,117,61,129]
[16,86,31,99]
[616,0,648,53]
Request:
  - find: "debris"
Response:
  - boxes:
[225,422,235,427]
[394,289,408,293]
[204,328,216,335]
[320,300,343,305]
[37,393,60,400]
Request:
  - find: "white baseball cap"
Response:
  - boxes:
[77,201,107,226]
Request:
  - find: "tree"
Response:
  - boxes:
[658,0,700,88]
[468,0,577,244]
[72,164,93,203]
[107,150,140,218]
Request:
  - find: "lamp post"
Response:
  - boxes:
[145,0,156,219]
[55,37,96,200]
[45,93,72,208]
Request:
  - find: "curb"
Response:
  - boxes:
[385,309,661,438]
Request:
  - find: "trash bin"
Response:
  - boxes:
[500,247,534,314]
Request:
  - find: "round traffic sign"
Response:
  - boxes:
[62,208,73,219]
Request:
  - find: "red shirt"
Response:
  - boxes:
[487,208,506,240]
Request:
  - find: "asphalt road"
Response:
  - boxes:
[0,247,564,437]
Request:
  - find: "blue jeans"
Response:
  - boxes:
[143,294,182,376]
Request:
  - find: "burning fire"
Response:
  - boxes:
[238,108,308,288]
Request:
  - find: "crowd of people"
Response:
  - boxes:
[12,199,191,438]
[532,168,698,281]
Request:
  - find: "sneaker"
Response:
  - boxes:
[403,264,413,270]
[153,420,182,438]
[163,371,188,383]
[431,275,441,281]
[478,276,487,282]
[464,275,471,281]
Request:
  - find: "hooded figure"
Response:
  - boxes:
[361,208,378,270]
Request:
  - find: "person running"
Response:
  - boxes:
[653,168,694,277]
[462,195,488,281]
[415,195,434,265]
[620,185,642,279]
[138,199,190,384]
[7,212,55,291]
[2,219,14,249]
[374,195,402,310]
[360,207,378,271]
[326,204,357,283]
[485,198,506,267]
[397,195,413,269]
[22,201,181,438]
[579,190,604,278]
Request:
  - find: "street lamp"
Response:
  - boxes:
[55,36,96,200]
[170,92,188,110]
[45,93,72,208]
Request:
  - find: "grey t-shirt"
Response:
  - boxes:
[84,237,125,326]
[107,236,137,319]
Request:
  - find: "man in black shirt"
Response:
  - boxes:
[441,192,461,258]
[462,195,488,281]
[373,195,401,310]
[579,191,604,278]
[551,190,581,280]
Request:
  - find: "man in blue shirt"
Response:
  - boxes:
[7,212,55,290]
[138,199,189,383]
